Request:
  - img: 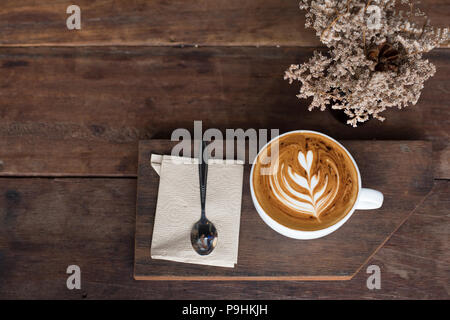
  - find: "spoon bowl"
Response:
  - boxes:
[191,219,218,255]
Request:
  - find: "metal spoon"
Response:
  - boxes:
[191,141,218,255]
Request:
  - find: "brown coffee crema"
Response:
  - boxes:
[252,132,359,231]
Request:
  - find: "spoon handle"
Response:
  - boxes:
[199,141,208,221]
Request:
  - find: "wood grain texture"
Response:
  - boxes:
[0,179,446,299]
[0,0,318,47]
[361,181,450,299]
[134,140,433,280]
[422,84,450,179]
[0,0,448,47]
[0,47,448,177]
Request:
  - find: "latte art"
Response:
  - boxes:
[269,150,339,218]
[252,132,359,231]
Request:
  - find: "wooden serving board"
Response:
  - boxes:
[134,140,433,280]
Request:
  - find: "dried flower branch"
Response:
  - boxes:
[286,0,448,126]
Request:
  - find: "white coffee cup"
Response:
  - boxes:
[250,130,384,240]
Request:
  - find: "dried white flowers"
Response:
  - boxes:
[285,0,448,126]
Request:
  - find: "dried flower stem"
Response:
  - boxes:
[320,0,352,42]
[362,0,374,54]
[287,0,448,126]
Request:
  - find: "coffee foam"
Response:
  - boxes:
[252,132,359,231]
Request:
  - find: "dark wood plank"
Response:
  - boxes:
[422,79,450,179]
[0,179,446,299]
[134,140,433,280]
[356,180,450,299]
[0,0,318,47]
[0,136,136,177]
[0,47,448,177]
[0,178,137,299]
[0,0,448,47]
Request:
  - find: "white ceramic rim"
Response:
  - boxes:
[249,130,362,240]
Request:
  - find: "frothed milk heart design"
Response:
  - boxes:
[270,149,339,218]
[252,132,359,231]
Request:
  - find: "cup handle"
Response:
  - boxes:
[356,188,384,210]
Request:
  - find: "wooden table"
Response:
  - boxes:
[0,1,448,299]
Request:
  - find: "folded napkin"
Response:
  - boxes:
[150,154,244,268]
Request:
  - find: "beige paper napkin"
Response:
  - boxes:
[150,154,244,268]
